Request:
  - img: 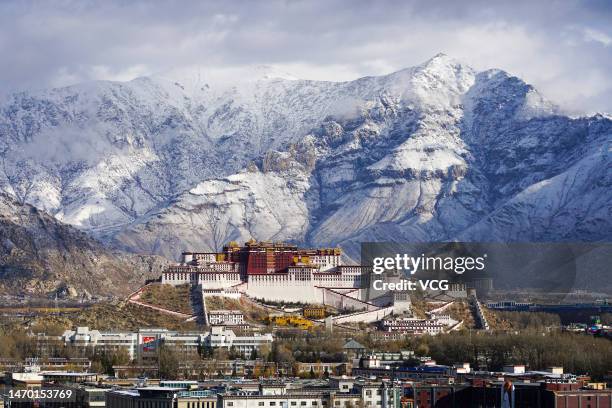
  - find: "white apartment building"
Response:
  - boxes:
[62,326,273,362]
[380,317,445,335]
[161,332,208,359]
[353,383,398,408]
[62,327,139,360]
[208,310,246,326]
[207,326,273,357]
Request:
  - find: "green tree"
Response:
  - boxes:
[97,348,131,376]
[199,345,213,358]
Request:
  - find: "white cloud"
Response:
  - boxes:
[582,28,612,47]
[0,0,611,114]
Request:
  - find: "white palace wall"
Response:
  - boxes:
[198,272,242,289]
[162,265,373,305]
[332,306,395,324]
[244,274,323,303]
[242,269,370,303]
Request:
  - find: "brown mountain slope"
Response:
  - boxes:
[0,194,169,297]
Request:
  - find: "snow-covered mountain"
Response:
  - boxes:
[1,54,610,262]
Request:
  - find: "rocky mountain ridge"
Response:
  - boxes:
[0,54,610,267]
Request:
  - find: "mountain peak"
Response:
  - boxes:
[388,53,477,103]
[430,52,450,60]
[418,53,466,71]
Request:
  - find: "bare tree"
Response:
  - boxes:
[2,152,36,206]
[201,204,232,251]
[0,150,27,226]
[13,177,35,206]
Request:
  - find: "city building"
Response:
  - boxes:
[61,326,139,360]
[342,339,367,359]
[303,306,327,319]
[62,384,109,408]
[107,387,217,408]
[208,310,246,326]
[207,326,273,358]
[295,362,351,377]
[216,378,401,408]
[42,364,612,408]
[379,316,446,335]
[106,388,177,408]
[542,388,611,407]
[60,326,273,362]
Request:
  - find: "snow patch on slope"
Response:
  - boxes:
[114,168,313,259]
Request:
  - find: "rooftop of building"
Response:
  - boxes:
[209,309,243,314]
[343,339,366,350]
[136,386,185,391]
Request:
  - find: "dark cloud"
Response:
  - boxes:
[1,0,611,114]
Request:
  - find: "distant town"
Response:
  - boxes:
[1,240,611,407]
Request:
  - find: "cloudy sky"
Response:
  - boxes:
[1,0,611,114]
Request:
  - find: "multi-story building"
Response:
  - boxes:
[61,326,273,362]
[403,384,471,408]
[106,388,176,408]
[207,326,273,358]
[295,362,351,377]
[541,388,611,407]
[379,317,446,335]
[216,378,401,408]
[465,380,612,408]
[104,379,403,408]
[24,357,92,372]
[55,384,109,408]
[114,386,219,408]
[161,241,372,304]
[208,310,246,326]
[175,391,218,408]
[100,366,612,408]
[302,306,327,319]
[209,392,325,408]
[173,241,342,278]
[62,326,139,360]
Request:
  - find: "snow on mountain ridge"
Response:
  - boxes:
[0,55,609,260]
[153,64,300,91]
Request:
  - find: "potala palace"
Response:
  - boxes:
[158,240,474,321]
[161,240,375,305]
